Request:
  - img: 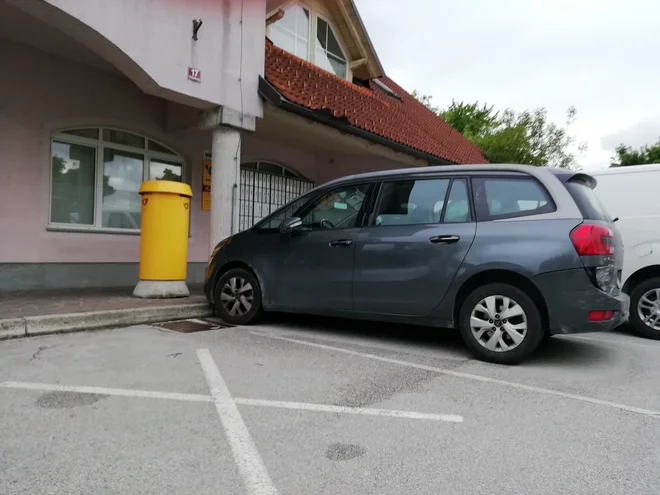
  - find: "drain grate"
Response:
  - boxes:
[157,319,234,333]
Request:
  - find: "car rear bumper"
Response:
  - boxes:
[533,268,630,335]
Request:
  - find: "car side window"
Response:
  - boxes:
[472,177,555,220]
[254,195,310,230]
[373,179,450,226]
[443,179,471,223]
[300,184,370,230]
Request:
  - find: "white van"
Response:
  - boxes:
[590,164,660,340]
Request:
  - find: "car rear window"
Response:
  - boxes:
[565,180,611,221]
[472,177,555,221]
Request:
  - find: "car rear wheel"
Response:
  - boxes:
[629,277,660,340]
[214,268,262,325]
[459,283,545,365]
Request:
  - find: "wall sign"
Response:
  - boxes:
[202,151,212,211]
[188,67,201,83]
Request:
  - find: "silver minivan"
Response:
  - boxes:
[205,164,629,364]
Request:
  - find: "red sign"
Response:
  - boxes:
[188,67,201,83]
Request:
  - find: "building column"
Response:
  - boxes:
[199,105,256,253]
[210,126,241,249]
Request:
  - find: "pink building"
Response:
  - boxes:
[0,0,485,292]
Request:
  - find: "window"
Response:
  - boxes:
[472,177,555,220]
[300,184,370,230]
[253,194,311,231]
[49,127,184,231]
[566,180,612,221]
[268,3,349,80]
[269,3,310,60]
[315,17,347,79]
[443,179,471,223]
[374,179,450,226]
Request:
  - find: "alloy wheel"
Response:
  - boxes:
[470,295,528,352]
[220,277,254,317]
[636,288,660,332]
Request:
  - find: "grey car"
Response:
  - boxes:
[205,164,629,364]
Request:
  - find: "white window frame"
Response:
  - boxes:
[48,126,186,235]
[267,1,351,81]
[241,160,309,180]
[314,12,348,79]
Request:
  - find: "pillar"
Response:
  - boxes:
[210,126,241,251]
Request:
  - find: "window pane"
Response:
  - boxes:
[302,184,369,230]
[328,55,347,79]
[316,18,328,49]
[326,25,344,59]
[50,141,96,225]
[296,39,309,60]
[150,159,182,182]
[475,178,553,218]
[296,7,310,39]
[61,128,100,140]
[258,162,283,175]
[444,179,470,223]
[270,24,297,55]
[242,162,257,171]
[102,149,144,229]
[375,179,449,226]
[103,129,145,149]
[256,194,310,230]
[148,140,177,155]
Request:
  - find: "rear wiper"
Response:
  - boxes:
[612,217,619,223]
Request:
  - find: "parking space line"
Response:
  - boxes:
[250,331,660,419]
[235,398,462,422]
[0,381,463,423]
[196,349,279,495]
[0,381,213,402]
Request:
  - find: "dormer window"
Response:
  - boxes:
[315,17,347,79]
[268,2,349,80]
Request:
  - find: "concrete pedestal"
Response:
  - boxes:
[133,280,190,299]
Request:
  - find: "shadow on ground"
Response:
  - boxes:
[259,313,613,367]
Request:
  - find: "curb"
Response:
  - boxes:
[0,303,213,341]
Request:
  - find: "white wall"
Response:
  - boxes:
[10,0,266,118]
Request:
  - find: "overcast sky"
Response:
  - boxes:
[356,0,660,170]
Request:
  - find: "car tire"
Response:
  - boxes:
[628,277,660,340]
[214,267,263,325]
[458,283,545,365]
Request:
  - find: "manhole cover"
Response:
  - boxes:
[157,319,233,333]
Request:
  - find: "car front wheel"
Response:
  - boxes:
[459,283,545,365]
[214,268,263,325]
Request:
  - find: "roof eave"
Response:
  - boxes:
[258,77,453,166]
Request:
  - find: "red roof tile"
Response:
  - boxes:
[264,40,487,165]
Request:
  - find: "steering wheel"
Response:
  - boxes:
[319,219,335,229]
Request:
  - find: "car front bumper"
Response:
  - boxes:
[533,268,630,335]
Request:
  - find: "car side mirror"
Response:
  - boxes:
[279,216,302,234]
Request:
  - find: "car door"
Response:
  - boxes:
[271,182,374,312]
[353,177,476,316]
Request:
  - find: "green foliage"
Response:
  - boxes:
[610,139,660,166]
[412,93,586,169]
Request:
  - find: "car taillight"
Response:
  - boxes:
[588,310,615,322]
[570,224,614,256]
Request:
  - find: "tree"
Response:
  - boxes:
[610,139,660,166]
[159,168,181,181]
[412,93,587,169]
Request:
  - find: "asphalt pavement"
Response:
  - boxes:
[1,316,659,495]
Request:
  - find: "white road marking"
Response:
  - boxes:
[0,381,461,422]
[560,334,660,349]
[235,398,462,422]
[249,331,660,419]
[196,349,278,495]
[0,381,213,402]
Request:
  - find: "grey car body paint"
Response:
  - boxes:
[206,164,629,336]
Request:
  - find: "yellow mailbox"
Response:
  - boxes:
[133,180,193,298]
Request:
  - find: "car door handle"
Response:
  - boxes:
[329,239,353,247]
[429,235,460,244]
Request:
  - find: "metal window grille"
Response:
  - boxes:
[239,168,314,231]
